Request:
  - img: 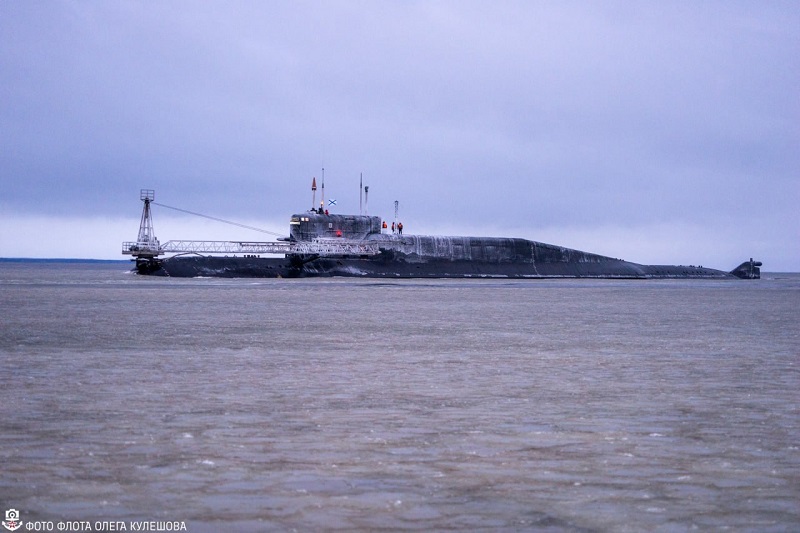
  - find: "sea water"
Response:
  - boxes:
[1,261,798,532]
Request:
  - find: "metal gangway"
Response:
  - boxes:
[122,190,381,259]
[122,238,380,258]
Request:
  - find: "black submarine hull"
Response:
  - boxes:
[146,256,737,279]
[139,235,760,279]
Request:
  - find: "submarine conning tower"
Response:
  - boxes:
[289,211,383,242]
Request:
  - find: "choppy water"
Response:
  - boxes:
[1,261,798,532]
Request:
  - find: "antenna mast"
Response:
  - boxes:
[360,173,363,215]
[321,167,325,211]
[364,186,369,215]
[311,177,317,210]
[394,200,399,231]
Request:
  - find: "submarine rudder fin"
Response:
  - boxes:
[730,258,762,279]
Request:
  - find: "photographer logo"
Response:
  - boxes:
[2,509,22,532]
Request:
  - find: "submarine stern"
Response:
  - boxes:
[730,258,762,279]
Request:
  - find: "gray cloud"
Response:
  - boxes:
[1,1,797,268]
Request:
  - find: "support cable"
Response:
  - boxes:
[152,201,285,238]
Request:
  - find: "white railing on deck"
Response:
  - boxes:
[123,239,380,257]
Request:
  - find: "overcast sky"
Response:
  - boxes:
[1,1,798,270]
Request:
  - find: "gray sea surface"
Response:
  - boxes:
[1,261,798,532]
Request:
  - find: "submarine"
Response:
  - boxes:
[124,187,761,280]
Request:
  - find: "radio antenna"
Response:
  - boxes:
[311,177,317,210]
